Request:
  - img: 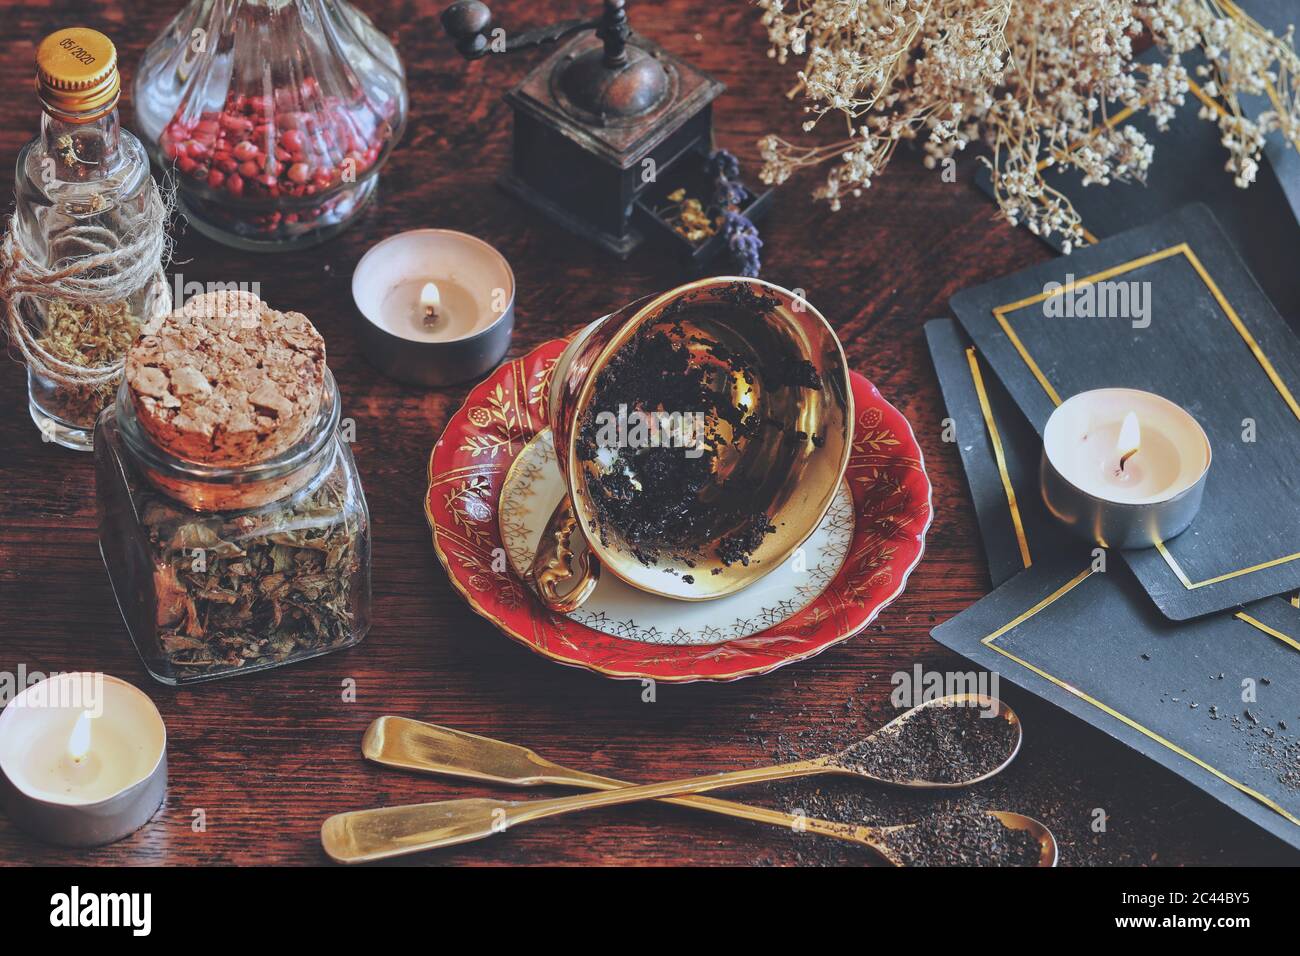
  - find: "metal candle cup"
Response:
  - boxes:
[0,673,166,847]
[352,229,515,387]
[1041,388,1211,549]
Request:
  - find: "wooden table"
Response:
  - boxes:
[0,0,1295,866]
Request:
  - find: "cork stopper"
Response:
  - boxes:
[126,291,327,468]
[36,28,120,121]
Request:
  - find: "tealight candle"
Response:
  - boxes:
[0,673,166,846]
[352,229,515,387]
[1041,388,1211,549]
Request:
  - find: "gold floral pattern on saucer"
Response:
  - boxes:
[426,336,931,681]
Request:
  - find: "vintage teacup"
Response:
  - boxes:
[529,276,853,612]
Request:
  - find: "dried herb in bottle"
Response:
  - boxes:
[33,300,139,428]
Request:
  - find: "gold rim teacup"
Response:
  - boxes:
[529,276,853,612]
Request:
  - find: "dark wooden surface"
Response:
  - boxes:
[0,0,1296,867]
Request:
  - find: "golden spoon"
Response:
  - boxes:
[322,695,1052,864]
[359,692,1021,792]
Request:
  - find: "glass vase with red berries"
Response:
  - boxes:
[133,0,407,251]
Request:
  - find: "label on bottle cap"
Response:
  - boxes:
[36,28,119,120]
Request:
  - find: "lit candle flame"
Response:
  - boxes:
[1116,411,1140,472]
[419,282,441,327]
[67,710,92,763]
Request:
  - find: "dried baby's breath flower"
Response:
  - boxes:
[758,0,1300,247]
[55,133,98,170]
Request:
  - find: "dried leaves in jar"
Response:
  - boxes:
[141,464,365,676]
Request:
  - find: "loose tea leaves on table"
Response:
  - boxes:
[141,464,363,675]
[746,680,1298,866]
[833,702,1019,783]
[883,812,1043,867]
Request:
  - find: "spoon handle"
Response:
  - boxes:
[322,758,834,863]
[357,716,888,856]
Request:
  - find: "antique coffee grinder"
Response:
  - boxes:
[440,0,725,257]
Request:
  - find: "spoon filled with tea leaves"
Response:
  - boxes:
[322,694,1052,864]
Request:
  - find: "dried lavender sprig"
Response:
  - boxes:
[721,210,762,278]
[707,150,762,277]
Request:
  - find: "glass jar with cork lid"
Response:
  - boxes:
[93,290,370,684]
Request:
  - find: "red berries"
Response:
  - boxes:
[157,75,394,237]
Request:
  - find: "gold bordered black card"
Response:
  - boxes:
[930,317,1300,852]
[950,203,1300,619]
[932,553,1300,853]
[924,318,1083,586]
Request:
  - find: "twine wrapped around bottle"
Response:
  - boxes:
[0,186,172,392]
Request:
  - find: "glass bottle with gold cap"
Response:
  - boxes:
[11,28,167,450]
